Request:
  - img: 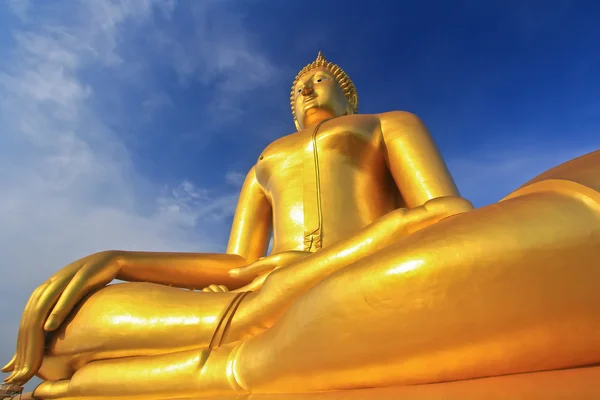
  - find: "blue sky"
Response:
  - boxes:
[0,0,598,391]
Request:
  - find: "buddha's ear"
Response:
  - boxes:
[346,92,358,116]
[294,118,302,131]
[344,91,358,116]
[345,102,355,116]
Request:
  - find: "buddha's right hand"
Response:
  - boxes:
[2,250,122,385]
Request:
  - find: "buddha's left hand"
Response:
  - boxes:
[230,251,311,278]
[201,251,311,293]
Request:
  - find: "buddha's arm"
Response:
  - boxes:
[116,166,272,290]
[379,110,463,207]
[226,165,272,262]
[115,252,250,289]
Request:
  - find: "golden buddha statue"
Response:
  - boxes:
[3,51,600,399]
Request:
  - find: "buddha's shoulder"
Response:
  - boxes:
[256,111,425,159]
[257,130,303,162]
[340,111,424,128]
[374,110,423,123]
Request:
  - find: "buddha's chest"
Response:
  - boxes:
[255,116,384,191]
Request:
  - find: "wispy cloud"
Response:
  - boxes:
[225,171,246,186]
[6,0,30,21]
[143,1,280,117]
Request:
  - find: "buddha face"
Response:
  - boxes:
[293,67,350,129]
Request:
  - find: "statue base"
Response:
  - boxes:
[164,365,600,399]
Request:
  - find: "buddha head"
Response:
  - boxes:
[290,51,359,130]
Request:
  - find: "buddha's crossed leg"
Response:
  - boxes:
[34,185,600,398]
[36,282,257,382]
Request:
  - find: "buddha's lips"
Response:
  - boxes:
[303,96,317,110]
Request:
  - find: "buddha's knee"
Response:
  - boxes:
[59,282,156,326]
[45,283,152,354]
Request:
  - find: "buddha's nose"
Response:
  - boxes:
[301,85,314,96]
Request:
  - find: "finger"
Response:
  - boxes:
[42,276,82,332]
[10,277,68,384]
[7,283,47,383]
[45,264,92,331]
[229,258,276,278]
[42,264,83,331]
[46,262,112,331]
[232,280,260,293]
[232,273,269,293]
[218,285,229,292]
[1,354,15,373]
[6,263,80,383]
[38,275,78,332]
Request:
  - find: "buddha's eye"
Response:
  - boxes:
[315,76,329,83]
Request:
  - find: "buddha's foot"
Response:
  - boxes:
[32,343,247,399]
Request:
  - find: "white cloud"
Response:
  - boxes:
[7,0,30,20]
[142,91,174,112]
[146,1,282,116]
[225,171,246,186]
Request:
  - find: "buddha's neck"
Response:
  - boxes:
[303,108,337,128]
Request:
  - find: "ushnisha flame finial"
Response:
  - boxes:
[315,50,326,63]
